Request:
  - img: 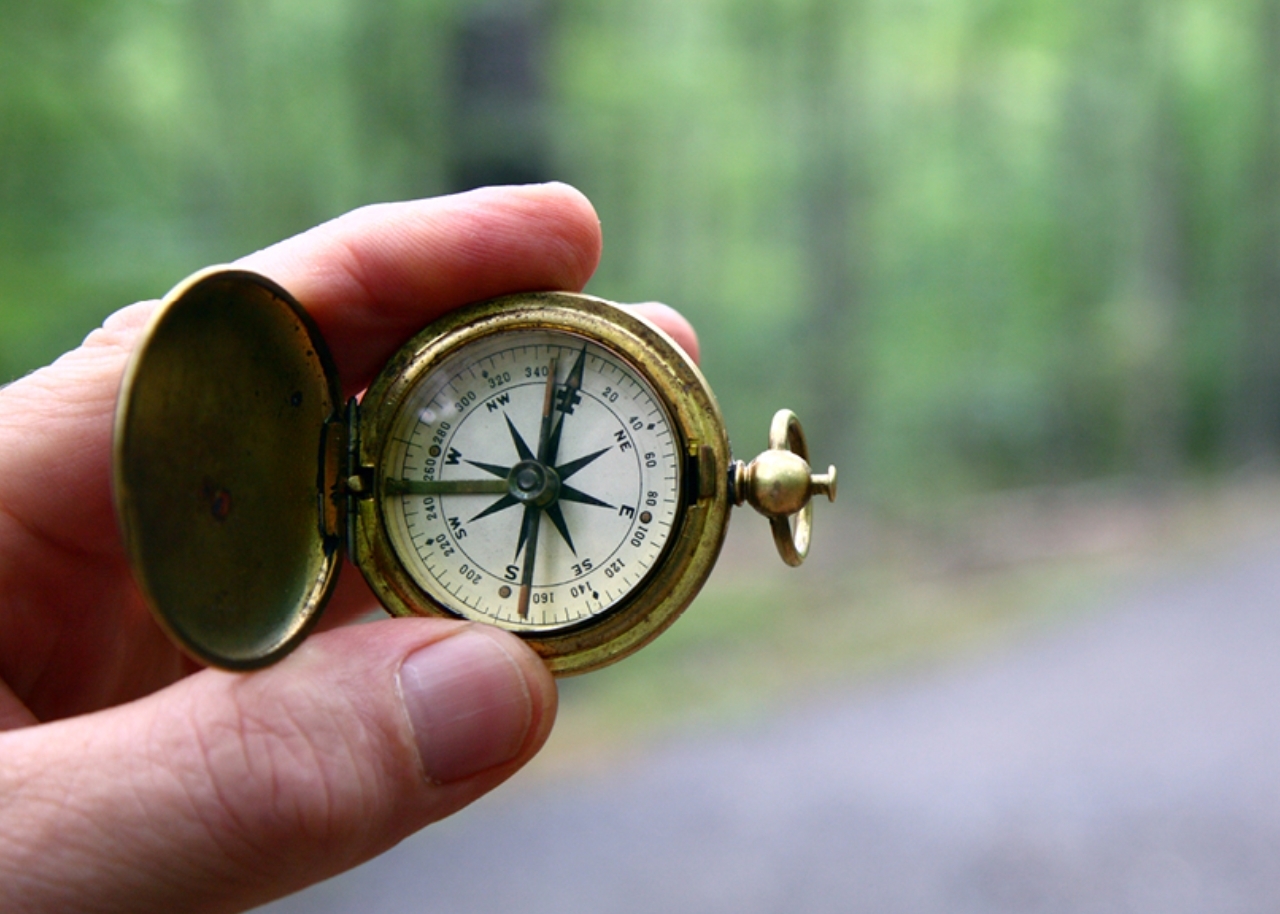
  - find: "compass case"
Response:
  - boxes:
[352,292,732,676]
[113,268,343,669]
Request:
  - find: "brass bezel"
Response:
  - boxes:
[353,292,731,676]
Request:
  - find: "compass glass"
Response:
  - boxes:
[377,329,682,632]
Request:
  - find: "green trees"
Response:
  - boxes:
[1,0,1274,501]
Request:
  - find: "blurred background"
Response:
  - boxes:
[7,0,1280,911]
[12,0,1280,491]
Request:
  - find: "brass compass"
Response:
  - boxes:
[113,268,836,675]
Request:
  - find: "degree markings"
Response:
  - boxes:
[383,332,681,631]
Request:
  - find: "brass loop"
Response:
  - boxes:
[768,408,809,461]
[770,501,812,567]
[766,409,812,566]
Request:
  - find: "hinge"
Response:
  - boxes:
[684,443,718,504]
[341,396,374,498]
[316,405,347,556]
[340,397,373,561]
[317,396,374,559]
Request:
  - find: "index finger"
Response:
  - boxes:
[237,182,604,390]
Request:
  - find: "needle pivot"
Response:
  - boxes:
[508,460,561,507]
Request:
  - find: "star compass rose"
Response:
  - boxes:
[464,411,615,563]
[378,323,686,638]
[383,347,625,620]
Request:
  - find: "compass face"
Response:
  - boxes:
[377,329,682,632]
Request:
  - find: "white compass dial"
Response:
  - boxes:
[378,329,682,632]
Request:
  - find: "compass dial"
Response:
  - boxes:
[378,329,682,632]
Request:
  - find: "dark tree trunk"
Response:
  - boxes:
[798,0,863,470]
[1231,0,1280,463]
[1122,3,1189,478]
[446,1,553,192]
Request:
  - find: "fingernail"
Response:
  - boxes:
[398,628,534,783]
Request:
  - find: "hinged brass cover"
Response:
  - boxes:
[113,268,343,669]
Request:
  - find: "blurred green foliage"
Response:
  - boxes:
[3,0,1278,504]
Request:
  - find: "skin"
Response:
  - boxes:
[0,184,698,914]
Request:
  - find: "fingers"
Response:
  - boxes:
[238,182,603,390]
[628,301,700,364]
[0,619,556,914]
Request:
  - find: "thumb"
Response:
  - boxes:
[0,619,556,914]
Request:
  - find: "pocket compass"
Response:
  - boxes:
[114,268,837,675]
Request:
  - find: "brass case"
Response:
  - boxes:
[353,292,732,676]
[113,268,343,669]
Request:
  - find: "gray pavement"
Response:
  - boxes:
[258,535,1280,914]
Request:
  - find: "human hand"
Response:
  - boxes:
[0,184,698,914]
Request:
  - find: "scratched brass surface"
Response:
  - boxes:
[113,268,342,669]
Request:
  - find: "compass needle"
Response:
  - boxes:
[384,478,508,496]
[514,507,532,561]
[503,356,557,616]
[536,358,560,462]
[541,345,585,468]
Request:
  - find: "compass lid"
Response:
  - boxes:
[113,267,343,669]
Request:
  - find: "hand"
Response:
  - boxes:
[0,184,699,914]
